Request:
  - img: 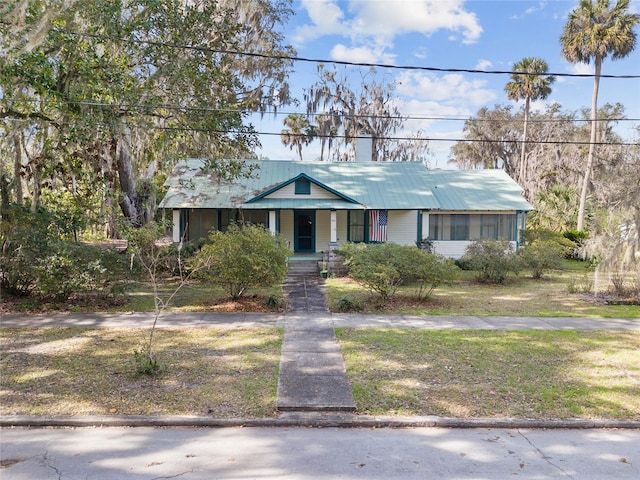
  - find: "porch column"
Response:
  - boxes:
[172,210,181,243]
[422,212,430,240]
[330,210,337,244]
[268,210,277,234]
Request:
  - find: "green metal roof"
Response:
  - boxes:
[159,159,532,212]
[426,169,533,211]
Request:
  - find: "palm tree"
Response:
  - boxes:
[561,0,639,231]
[281,114,314,161]
[504,57,555,188]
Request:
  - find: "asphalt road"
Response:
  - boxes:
[1,426,638,479]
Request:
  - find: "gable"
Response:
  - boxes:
[247,173,359,206]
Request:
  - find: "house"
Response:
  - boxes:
[159,148,533,259]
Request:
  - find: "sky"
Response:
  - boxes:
[251,0,640,168]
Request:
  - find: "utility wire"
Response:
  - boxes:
[4,115,637,147]
[3,98,639,124]
[58,29,640,80]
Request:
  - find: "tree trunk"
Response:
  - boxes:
[13,132,23,204]
[577,57,601,232]
[115,136,148,228]
[519,97,530,187]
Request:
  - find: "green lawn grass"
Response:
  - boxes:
[326,260,640,317]
[337,328,640,419]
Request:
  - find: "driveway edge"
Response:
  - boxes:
[2,414,639,429]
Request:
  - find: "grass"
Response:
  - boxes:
[120,280,286,313]
[0,327,282,417]
[336,328,640,420]
[326,261,640,317]
[1,260,638,420]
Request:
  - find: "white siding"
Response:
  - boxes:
[265,183,339,199]
[421,211,430,240]
[387,210,418,246]
[280,210,294,249]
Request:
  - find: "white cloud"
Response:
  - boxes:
[475,59,493,70]
[413,46,428,60]
[567,62,595,76]
[396,71,497,106]
[330,44,396,64]
[294,0,483,46]
[291,0,347,45]
[526,2,547,15]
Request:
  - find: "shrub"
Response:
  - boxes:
[1,205,127,300]
[414,254,460,300]
[1,206,54,295]
[336,296,362,312]
[347,243,424,300]
[194,223,291,299]
[519,230,573,279]
[460,238,520,284]
[344,243,458,301]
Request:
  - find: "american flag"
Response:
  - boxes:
[369,210,388,242]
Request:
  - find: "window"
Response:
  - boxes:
[450,214,470,240]
[349,210,365,242]
[428,214,469,240]
[219,210,231,232]
[481,214,498,239]
[238,209,268,226]
[295,178,311,195]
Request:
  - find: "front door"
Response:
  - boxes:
[294,210,315,252]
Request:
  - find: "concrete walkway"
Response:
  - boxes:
[2,311,638,330]
[278,264,356,411]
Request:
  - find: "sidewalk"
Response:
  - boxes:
[2,311,639,330]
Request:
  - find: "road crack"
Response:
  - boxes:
[518,430,575,479]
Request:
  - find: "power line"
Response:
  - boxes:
[3,98,639,124]
[58,29,640,80]
[4,115,637,147]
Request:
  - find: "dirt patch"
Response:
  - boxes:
[580,293,640,306]
[0,292,129,314]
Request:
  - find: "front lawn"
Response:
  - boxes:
[326,261,640,317]
[0,327,282,417]
[337,328,640,420]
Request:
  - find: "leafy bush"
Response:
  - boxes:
[194,223,291,299]
[413,254,460,300]
[344,243,459,301]
[1,205,127,299]
[1,206,55,295]
[336,296,363,312]
[459,238,520,284]
[567,274,593,294]
[346,243,422,300]
[563,229,588,245]
[519,230,573,279]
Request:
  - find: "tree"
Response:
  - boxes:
[449,105,521,174]
[560,0,639,231]
[303,65,430,162]
[1,0,295,231]
[281,114,315,161]
[504,57,555,186]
